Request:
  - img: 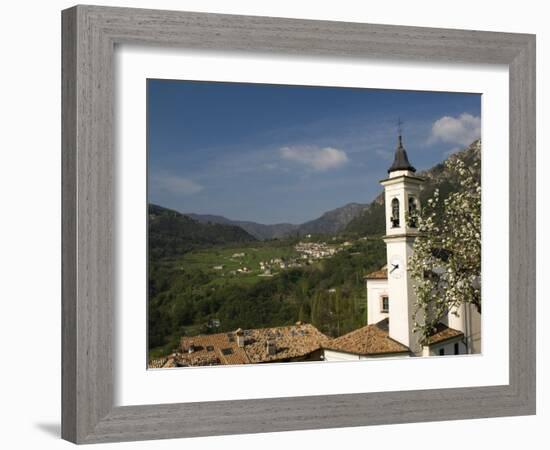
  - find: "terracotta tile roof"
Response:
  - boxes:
[243,323,330,364]
[178,332,250,366]
[163,358,177,368]
[323,318,410,356]
[425,323,464,345]
[167,323,330,367]
[148,357,168,369]
[364,265,388,280]
[148,356,177,369]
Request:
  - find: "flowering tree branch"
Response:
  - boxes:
[410,155,481,345]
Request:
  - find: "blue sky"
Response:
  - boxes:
[148,79,481,224]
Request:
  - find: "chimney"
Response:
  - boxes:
[266,339,277,356]
[235,328,245,347]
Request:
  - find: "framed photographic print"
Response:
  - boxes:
[62,5,536,444]
[145,80,482,367]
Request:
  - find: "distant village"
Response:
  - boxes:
[214,239,353,278]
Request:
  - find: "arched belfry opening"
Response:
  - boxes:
[391,198,400,228]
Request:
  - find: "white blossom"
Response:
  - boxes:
[409,155,481,344]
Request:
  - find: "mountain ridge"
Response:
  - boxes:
[154,139,481,240]
[187,213,298,240]
[186,201,369,240]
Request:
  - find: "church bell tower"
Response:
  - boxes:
[381,133,424,354]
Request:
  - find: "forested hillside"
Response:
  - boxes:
[149,204,256,260]
[345,140,481,235]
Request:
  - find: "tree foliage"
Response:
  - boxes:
[409,155,481,344]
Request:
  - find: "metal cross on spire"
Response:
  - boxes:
[397,117,404,147]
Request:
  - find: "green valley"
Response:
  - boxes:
[148,229,386,357]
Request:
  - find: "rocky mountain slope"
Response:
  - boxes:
[297,202,368,236]
[187,213,298,240]
[188,202,368,240]
[345,139,481,235]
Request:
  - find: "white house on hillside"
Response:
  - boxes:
[324,134,481,361]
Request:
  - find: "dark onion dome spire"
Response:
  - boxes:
[388,135,416,173]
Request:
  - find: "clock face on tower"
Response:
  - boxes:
[389,255,404,279]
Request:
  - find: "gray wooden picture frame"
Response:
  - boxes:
[61,5,536,444]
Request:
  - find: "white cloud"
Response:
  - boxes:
[279,146,349,171]
[152,173,204,195]
[429,113,481,146]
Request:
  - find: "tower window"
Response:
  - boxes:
[391,198,400,228]
[408,196,418,228]
[380,296,389,313]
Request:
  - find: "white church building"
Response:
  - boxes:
[324,135,481,361]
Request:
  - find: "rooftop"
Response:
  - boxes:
[179,332,250,366]
[148,357,177,369]
[425,323,464,346]
[151,320,465,368]
[388,135,416,174]
[244,323,330,363]
[364,265,388,280]
[323,318,410,356]
[171,322,330,367]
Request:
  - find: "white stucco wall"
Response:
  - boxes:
[366,279,389,325]
[384,236,423,354]
[422,338,467,357]
[448,303,482,354]
[323,349,361,362]
[323,349,411,362]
